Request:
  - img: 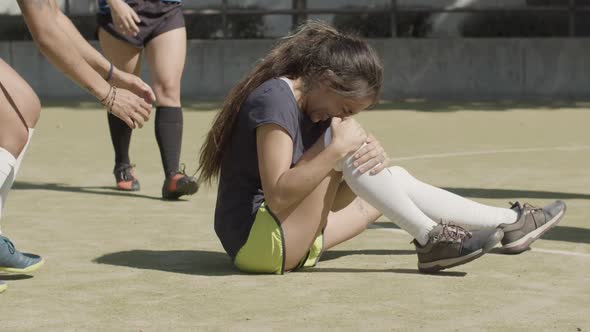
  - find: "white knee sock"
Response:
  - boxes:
[325,129,517,246]
[0,128,33,235]
[14,128,34,176]
[0,147,17,235]
[388,166,518,230]
[339,150,437,245]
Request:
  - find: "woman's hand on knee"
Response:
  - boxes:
[352,133,389,175]
[330,117,367,157]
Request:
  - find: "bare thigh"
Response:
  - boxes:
[278,170,343,271]
[0,59,41,156]
[144,27,186,107]
[273,134,350,270]
[98,28,143,75]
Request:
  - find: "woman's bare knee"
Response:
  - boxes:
[0,123,28,157]
[18,91,41,128]
[153,80,181,107]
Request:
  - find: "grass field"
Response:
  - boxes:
[0,102,589,331]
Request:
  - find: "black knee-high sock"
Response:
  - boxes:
[155,106,183,177]
[107,112,132,169]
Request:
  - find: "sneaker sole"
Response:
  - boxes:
[418,229,504,273]
[0,258,44,274]
[116,181,140,192]
[501,206,566,254]
[162,180,199,200]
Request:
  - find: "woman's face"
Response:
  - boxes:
[303,81,374,123]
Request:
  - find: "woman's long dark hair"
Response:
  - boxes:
[197,21,383,185]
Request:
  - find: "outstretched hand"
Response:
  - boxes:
[108,87,152,129]
[110,69,156,104]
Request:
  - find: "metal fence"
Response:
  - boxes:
[2,0,590,39]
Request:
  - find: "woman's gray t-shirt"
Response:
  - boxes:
[214,78,330,259]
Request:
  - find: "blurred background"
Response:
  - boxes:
[3,0,590,39]
[1,0,590,100]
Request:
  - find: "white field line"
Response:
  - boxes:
[393,145,590,161]
[371,226,590,258]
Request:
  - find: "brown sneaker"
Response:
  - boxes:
[414,223,504,273]
[499,201,566,254]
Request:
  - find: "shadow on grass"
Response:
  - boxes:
[0,274,34,281]
[315,249,466,276]
[442,187,590,201]
[13,181,167,201]
[95,249,454,276]
[320,249,413,262]
[373,217,590,245]
[94,250,236,276]
[539,226,590,244]
[303,267,466,277]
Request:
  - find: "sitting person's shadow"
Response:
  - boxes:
[94,250,237,276]
[94,249,466,277]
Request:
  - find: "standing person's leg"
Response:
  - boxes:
[0,59,44,279]
[145,26,198,199]
[98,28,143,191]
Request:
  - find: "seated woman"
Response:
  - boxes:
[197,21,566,274]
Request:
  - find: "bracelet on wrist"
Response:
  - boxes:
[105,61,114,82]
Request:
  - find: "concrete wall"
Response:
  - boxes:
[1,39,589,101]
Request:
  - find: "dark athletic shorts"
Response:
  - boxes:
[96,0,184,48]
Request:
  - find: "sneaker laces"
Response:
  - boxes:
[509,201,541,212]
[439,222,472,243]
[176,163,198,178]
[510,201,542,227]
[2,238,15,255]
[115,164,136,182]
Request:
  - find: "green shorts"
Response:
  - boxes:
[234,202,324,275]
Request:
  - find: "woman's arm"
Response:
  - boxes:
[257,117,367,215]
[54,9,155,102]
[18,0,107,100]
[17,0,152,128]
[256,124,343,215]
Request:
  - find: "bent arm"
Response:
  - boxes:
[54,7,155,102]
[54,9,113,79]
[17,0,110,100]
[256,124,344,215]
